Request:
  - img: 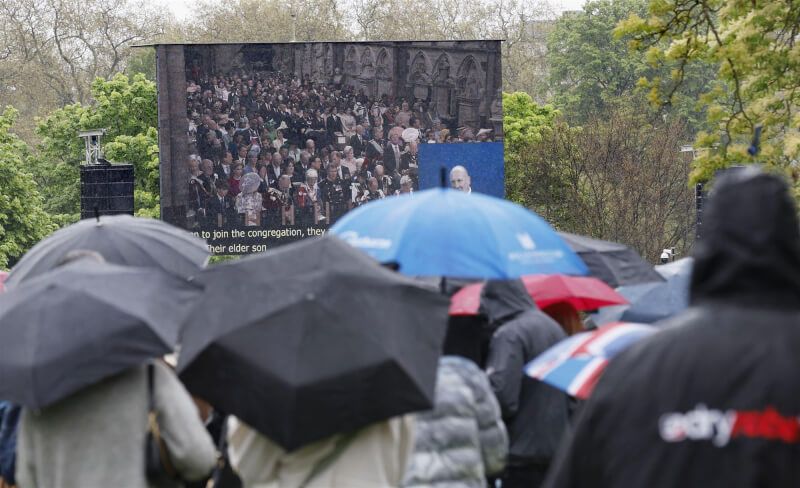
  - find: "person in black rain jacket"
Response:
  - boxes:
[484,279,571,488]
[544,167,800,488]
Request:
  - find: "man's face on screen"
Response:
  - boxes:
[450,169,470,192]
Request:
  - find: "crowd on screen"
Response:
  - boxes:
[184,69,495,229]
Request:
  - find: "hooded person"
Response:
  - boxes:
[483,280,572,488]
[543,167,800,488]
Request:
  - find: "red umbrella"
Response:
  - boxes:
[449,274,629,315]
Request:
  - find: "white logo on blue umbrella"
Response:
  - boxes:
[338,231,393,250]
[516,233,537,250]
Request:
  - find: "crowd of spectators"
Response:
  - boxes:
[184,68,496,230]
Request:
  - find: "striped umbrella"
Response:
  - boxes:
[524,322,655,398]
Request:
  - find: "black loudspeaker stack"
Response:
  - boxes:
[80,163,135,219]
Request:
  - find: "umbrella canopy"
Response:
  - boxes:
[0,259,201,409]
[558,232,663,288]
[449,274,628,315]
[5,214,209,288]
[329,188,589,279]
[177,234,450,451]
[524,321,655,398]
[592,257,693,325]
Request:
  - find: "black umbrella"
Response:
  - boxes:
[0,259,201,409]
[177,234,449,451]
[558,231,664,288]
[5,214,209,288]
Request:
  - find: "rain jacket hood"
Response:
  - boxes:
[479,279,537,326]
[543,169,800,488]
[691,167,800,309]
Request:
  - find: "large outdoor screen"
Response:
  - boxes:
[155,41,503,254]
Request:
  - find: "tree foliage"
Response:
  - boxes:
[33,74,160,222]
[615,0,800,184]
[547,0,716,133]
[507,98,696,261]
[502,92,561,208]
[0,0,166,140]
[0,107,56,270]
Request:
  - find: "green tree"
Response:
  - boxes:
[0,107,56,269]
[126,47,157,82]
[547,0,716,133]
[0,0,166,141]
[502,92,561,208]
[615,0,800,185]
[512,99,696,261]
[33,73,160,222]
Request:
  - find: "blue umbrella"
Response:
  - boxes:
[329,187,589,279]
[591,257,693,325]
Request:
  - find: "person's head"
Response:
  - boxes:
[299,151,310,164]
[368,177,379,192]
[238,146,248,159]
[375,164,385,177]
[373,128,383,141]
[201,159,214,175]
[399,175,412,193]
[389,132,401,145]
[246,155,257,168]
[450,165,471,192]
[258,164,267,179]
[306,139,315,151]
[216,180,229,197]
[232,163,244,177]
[278,174,291,190]
[331,151,341,165]
[188,158,200,173]
[279,146,289,159]
[691,167,800,306]
[285,163,295,176]
[356,125,364,136]
[223,151,233,165]
[542,302,584,336]
[327,165,338,181]
[272,152,283,166]
[343,146,354,158]
[306,168,318,185]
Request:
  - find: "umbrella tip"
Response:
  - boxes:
[440,167,446,189]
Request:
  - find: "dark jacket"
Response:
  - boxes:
[544,168,800,488]
[484,280,571,466]
[350,133,367,157]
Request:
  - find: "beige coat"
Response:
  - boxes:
[227,415,415,488]
[16,363,216,488]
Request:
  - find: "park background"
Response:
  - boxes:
[2,0,796,268]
